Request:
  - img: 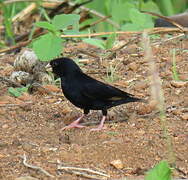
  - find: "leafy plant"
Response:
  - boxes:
[83,38,106,49]
[32,14,80,61]
[105,33,116,49]
[145,160,172,180]
[83,33,116,50]
[122,8,154,31]
[171,49,179,81]
[104,63,119,83]
[8,86,29,97]
[0,0,30,45]
[81,0,158,31]
[0,1,15,45]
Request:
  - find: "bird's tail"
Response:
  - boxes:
[126,96,147,103]
[111,96,146,108]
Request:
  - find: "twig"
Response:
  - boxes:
[105,36,139,59]
[80,15,111,31]
[152,33,185,46]
[60,28,188,38]
[1,28,187,55]
[175,166,188,177]
[12,3,37,22]
[78,49,100,59]
[0,76,23,87]
[142,11,185,32]
[0,102,33,107]
[31,82,64,99]
[58,164,110,179]
[0,40,31,54]
[62,170,106,180]
[19,154,54,178]
[0,3,37,30]
[81,118,128,126]
[31,82,55,95]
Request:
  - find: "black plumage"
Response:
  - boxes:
[50,57,143,131]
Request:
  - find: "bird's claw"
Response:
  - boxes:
[61,124,85,131]
[90,126,107,132]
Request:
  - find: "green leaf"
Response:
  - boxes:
[145,160,172,180]
[8,86,28,97]
[35,21,57,32]
[129,8,154,28]
[111,1,135,23]
[129,8,146,25]
[32,33,63,61]
[121,23,141,31]
[141,1,161,15]
[63,29,80,35]
[83,38,105,49]
[121,8,154,31]
[52,14,80,31]
[8,87,22,97]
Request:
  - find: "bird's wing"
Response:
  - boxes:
[80,74,134,101]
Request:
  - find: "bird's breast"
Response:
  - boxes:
[61,81,89,109]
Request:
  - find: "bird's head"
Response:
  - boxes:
[49,57,82,77]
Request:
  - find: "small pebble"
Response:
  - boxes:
[171,80,187,88]
[129,62,139,72]
[181,113,188,121]
[110,159,124,169]
[2,124,8,129]
[43,85,61,93]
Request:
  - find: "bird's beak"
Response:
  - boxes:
[45,63,52,72]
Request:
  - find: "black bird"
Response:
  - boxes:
[49,57,143,131]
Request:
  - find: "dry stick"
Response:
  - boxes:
[78,49,100,59]
[60,28,188,38]
[105,36,139,59]
[61,170,106,180]
[0,102,33,107]
[152,33,185,46]
[142,11,185,32]
[80,15,111,31]
[0,27,187,55]
[19,154,54,178]
[142,31,175,166]
[31,82,55,95]
[0,40,31,54]
[58,165,110,179]
[82,118,127,126]
[12,3,36,22]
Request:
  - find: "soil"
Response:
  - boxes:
[0,34,188,180]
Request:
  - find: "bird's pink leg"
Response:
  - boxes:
[62,114,85,130]
[90,116,107,131]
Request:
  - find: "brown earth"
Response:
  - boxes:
[0,35,188,180]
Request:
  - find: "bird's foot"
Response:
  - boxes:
[90,125,107,131]
[61,115,85,131]
[62,122,85,130]
[90,115,107,131]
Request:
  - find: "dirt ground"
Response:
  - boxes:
[0,34,188,180]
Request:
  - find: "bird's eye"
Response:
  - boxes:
[54,62,58,66]
[51,62,57,67]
